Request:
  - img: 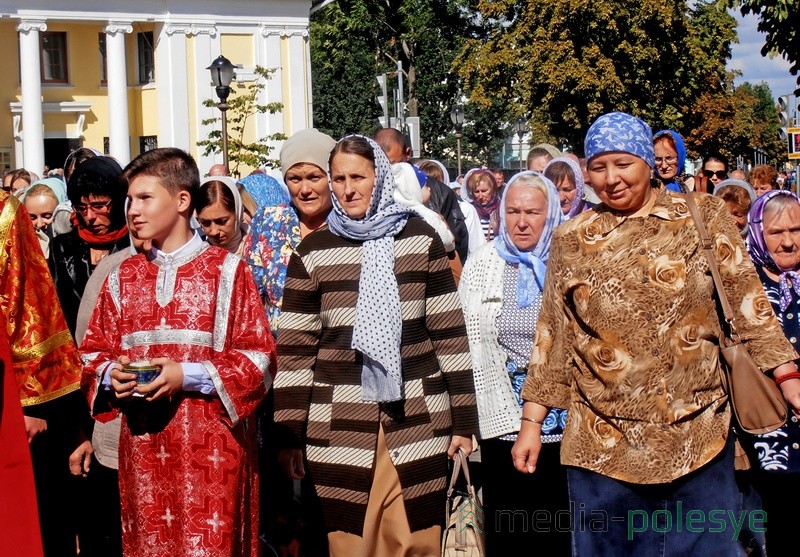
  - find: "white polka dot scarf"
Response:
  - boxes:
[326,135,410,402]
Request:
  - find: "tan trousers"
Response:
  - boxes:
[327,426,441,557]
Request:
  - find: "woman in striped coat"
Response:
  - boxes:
[274,135,477,556]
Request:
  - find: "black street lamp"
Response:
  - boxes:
[513,117,529,171]
[450,106,465,177]
[207,55,236,172]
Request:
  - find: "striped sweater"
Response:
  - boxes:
[274,217,478,535]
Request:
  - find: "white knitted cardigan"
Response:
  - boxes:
[458,241,523,440]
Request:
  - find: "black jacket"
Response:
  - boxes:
[425,177,469,263]
[48,229,130,336]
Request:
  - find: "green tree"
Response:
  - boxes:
[310,0,513,166]
[457,1,739,153]
[724,0,800,93]
[197,66,285,176]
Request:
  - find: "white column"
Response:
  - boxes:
[286,32,310,133]
[17,19,46,175]
[105,22,133,165]
[190,26,218,172]
[157,23,190,150]
[258,27,285,165]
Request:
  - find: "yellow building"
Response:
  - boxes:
[0,0,313,176]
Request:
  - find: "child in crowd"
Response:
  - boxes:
[80,148,275,557]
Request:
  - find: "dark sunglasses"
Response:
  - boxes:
[702,169,727,179]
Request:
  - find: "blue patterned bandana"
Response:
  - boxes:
[584,112,655,168]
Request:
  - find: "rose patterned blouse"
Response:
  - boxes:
[521,188,798,484]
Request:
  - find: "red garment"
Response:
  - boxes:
[0,321,44,557]
[0,194,82,405]
[81,242,274,557]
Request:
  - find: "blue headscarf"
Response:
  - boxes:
[239,173,289,209]
[326,135,411,402]
[654,130,687,193]
[494,171,564,308]
[19,177,68,204]
[585,112,655,168]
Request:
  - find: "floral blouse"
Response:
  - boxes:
[746,267,800,473]
[244,204,301,335]
[521,189,797,484]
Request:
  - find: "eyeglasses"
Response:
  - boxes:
[654,156,678,165]
[74,200,112,216]
[702,169,727,179]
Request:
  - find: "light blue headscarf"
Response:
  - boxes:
[326,135,411,402]
[494,171,564,308]
[19,177,68,204]
[239,173,290,209]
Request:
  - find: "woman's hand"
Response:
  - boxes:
[278,449,306,480]
[512,421,543,474]
[448,435,474,459]
[69,440,94,477]
[24,416,47,444]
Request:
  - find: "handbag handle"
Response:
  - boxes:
[683,193,739,339]
[446,450,473,497]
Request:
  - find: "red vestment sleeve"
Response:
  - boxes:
[202,260,275,427]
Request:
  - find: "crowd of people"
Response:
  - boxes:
[1,111,799,557]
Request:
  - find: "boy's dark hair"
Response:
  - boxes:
[121,148,200,213]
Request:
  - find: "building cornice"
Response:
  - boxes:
[165,22,217,37]
[259,24,308,38]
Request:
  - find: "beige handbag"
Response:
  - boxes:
[685,193,788,435]
[442,451,485,557]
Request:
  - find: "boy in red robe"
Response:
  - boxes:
[80,148,275,557]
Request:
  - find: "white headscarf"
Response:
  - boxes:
[199,176,246,253]
[391,162,455,252]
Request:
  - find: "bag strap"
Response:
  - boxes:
[683,193,738,337]
[446,450,473,498]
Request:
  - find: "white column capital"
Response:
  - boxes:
[260,25,308,38]
[165,23,217,37]
[17,19,47,34]
[105,21,134,35]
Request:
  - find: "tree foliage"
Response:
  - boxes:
[456,1,747,154]
[310,0,514,167]
[197,66,285,175]
[725,0,800,93]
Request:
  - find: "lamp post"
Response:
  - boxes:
[206,55,236,173]
[513,117,529,171]
[450,105,465,177]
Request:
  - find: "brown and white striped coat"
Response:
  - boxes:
[274,218,478,535]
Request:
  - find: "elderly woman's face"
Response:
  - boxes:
[587,153,653,215]
[285,162,332,222]
[764,202,800,271]
[505,184,548,252]
[471,177,496,206]
[654,138,679,181]
[724,200,749,232]
[555,177,577,215]
[330,152,375,219]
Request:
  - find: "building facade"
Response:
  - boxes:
[0,0,313,176]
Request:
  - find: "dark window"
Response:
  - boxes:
[139,136,158,153]
[40,32,68,83]
[99,34,107,83]
[137,32,155,84]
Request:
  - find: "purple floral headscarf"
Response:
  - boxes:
[748,189,800,311]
